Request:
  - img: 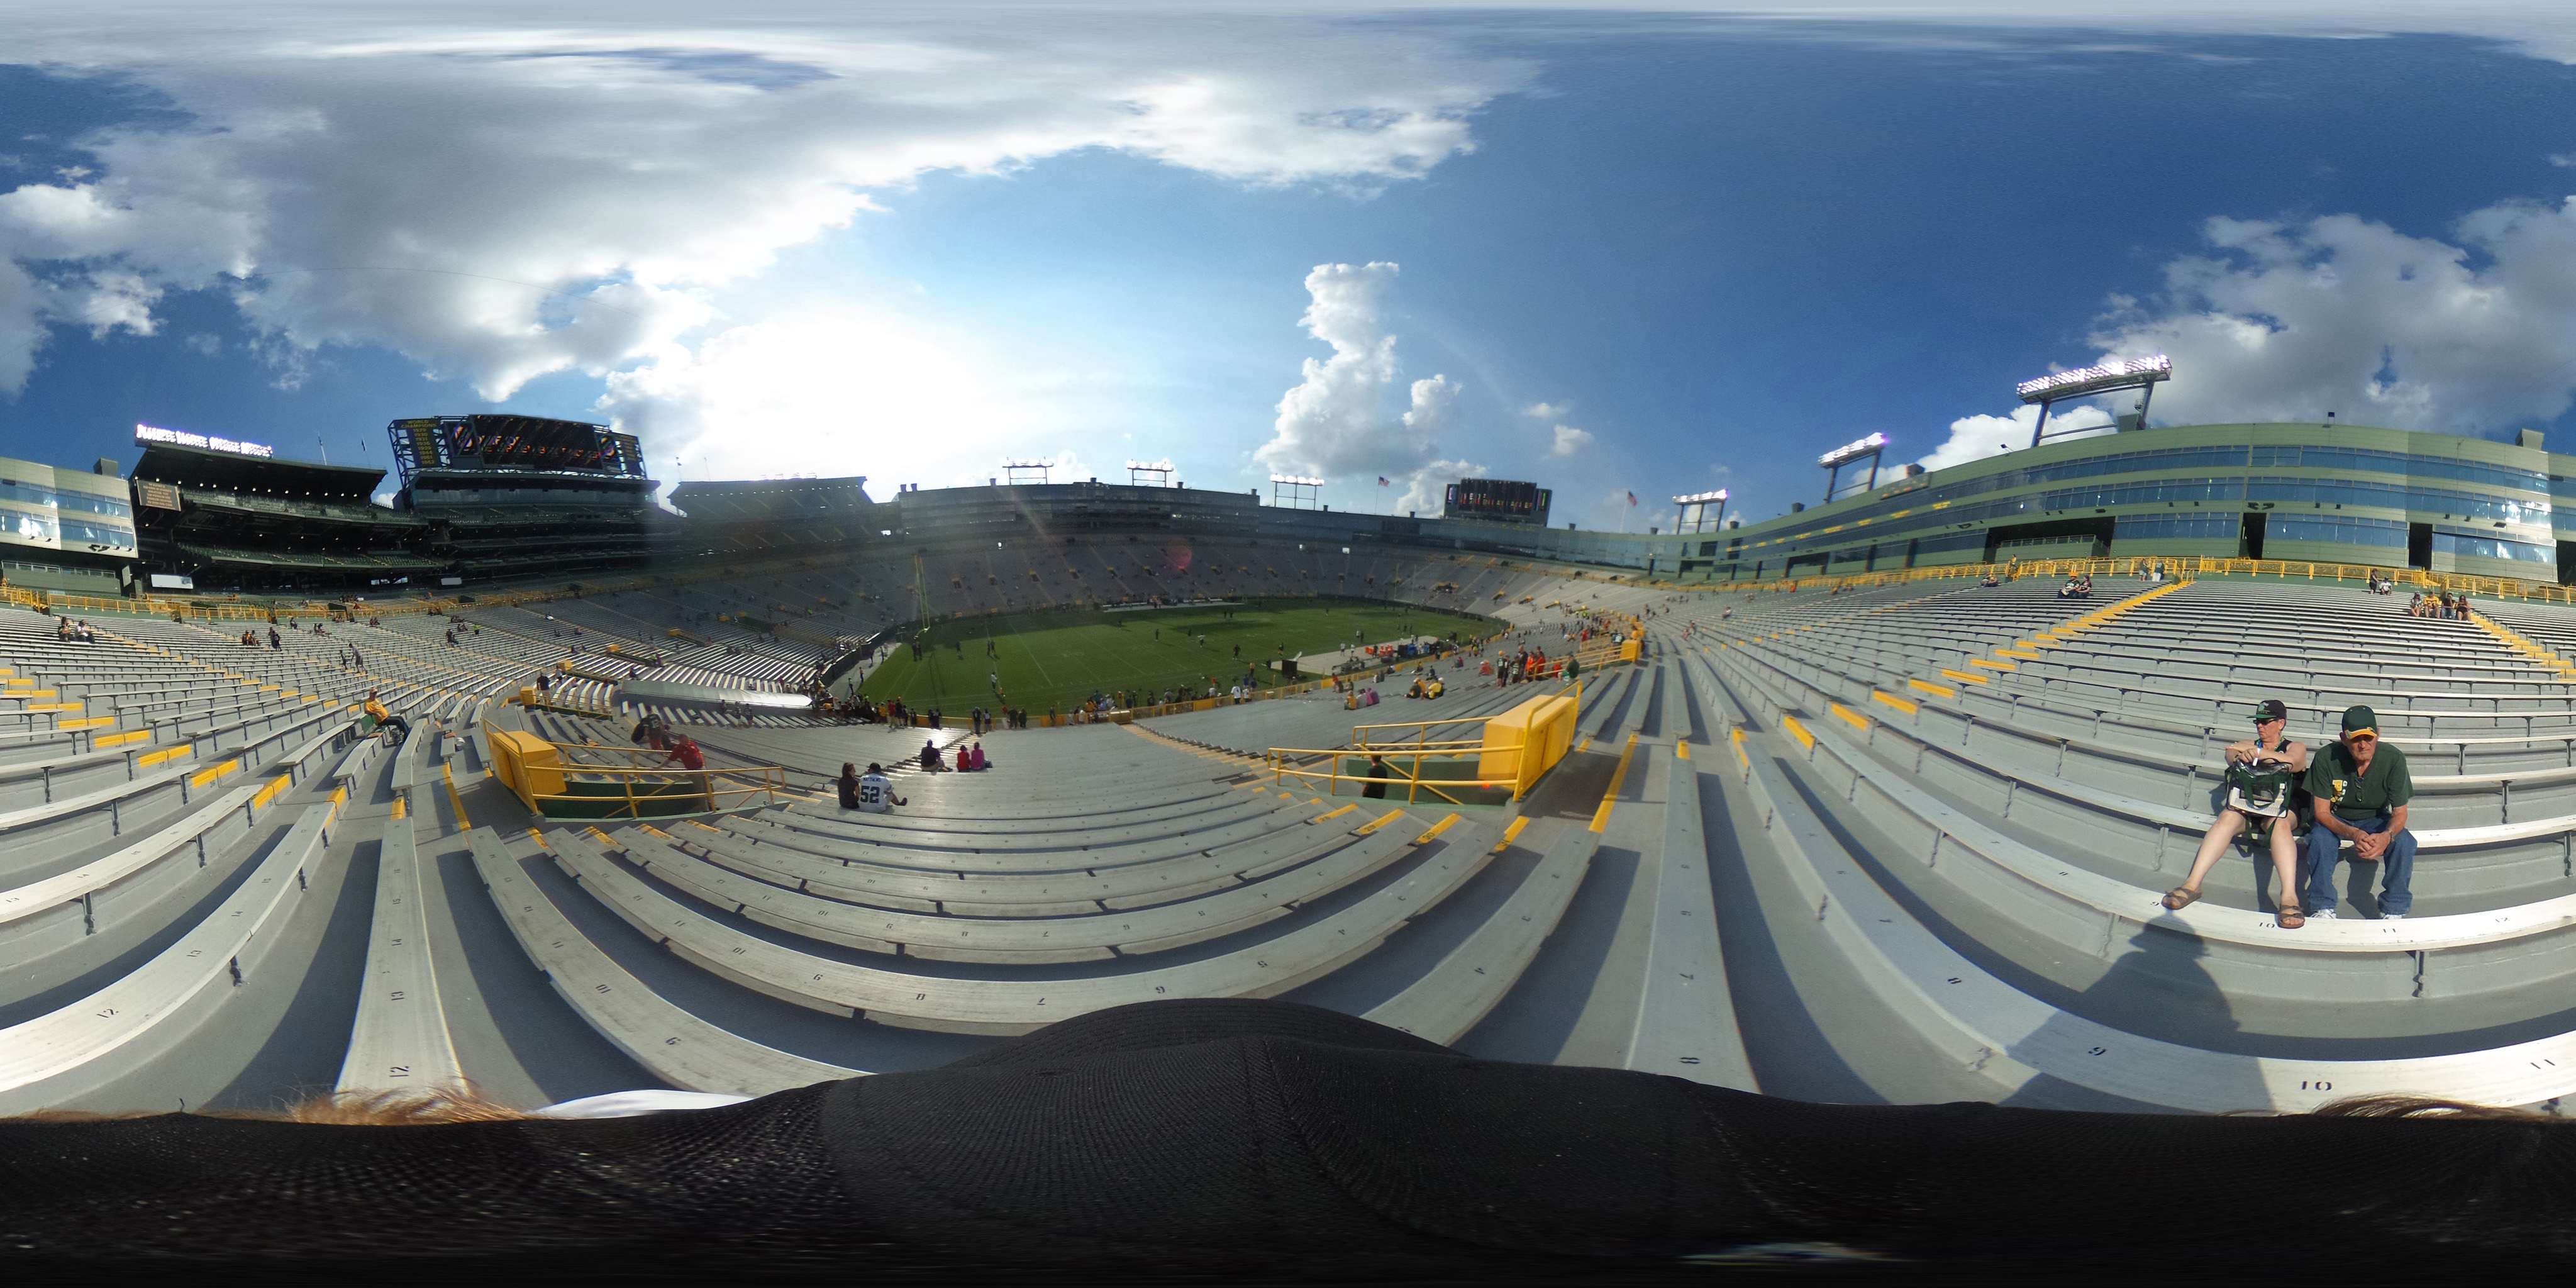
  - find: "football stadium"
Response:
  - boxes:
[13,403,2576,1268]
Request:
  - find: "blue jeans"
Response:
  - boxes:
[2304,814,2416,917]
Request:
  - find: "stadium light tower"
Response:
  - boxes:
[1125,458,1175,487]
[1269,474,1323,509]
[1818,434,1887,502]
[2018,353,2170,448]
[1672,489,1729,533]
[1002,459,1052,486]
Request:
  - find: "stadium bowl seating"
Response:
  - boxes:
[9,551,2576,1121]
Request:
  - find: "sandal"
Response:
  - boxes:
[2161,886,2202,911]
[2277,902,2306,930]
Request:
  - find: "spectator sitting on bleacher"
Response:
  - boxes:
[1980,572,2001,588]
[919,739,943,772]
[362,691,411,744]
[55,616,71,640]
[2162,699,2309,923]
[2303,705,2416,922]
[967,741,987,770]
[2407,592,2426,616]
[838,762,862,808]
[855,762,904,812]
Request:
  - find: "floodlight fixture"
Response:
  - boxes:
[1268,474,1324,510]
[1817,433,1888,468]
[1672,488,1731,533]
[1002,458,1052,486]
[2016,354,2170,402]
[1125,458,1177,487]
[1818,435,1889,502]
[2017,354,2172,448]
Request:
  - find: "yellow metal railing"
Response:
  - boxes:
[1697,554,2576,602]
[1269,681,1582,803]
[1266,741,1519,806]
[486,730,792,819]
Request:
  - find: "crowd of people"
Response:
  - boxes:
[2409,589,2472,619]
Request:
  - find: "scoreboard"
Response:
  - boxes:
[387,414,647,486]
[1443,477,1552,526]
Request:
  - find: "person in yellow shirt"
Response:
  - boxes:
[364,690,411,743]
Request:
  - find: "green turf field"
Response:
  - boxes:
[854,597,1501,714]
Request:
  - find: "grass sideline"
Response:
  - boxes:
[856,597,1499,714]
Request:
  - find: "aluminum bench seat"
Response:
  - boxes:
[609,807,1428,963]
[747,791,1299,860]
[336,809,464,1094]
[726,793,1326,875]
[0,801,338,1113]
[468,828,861,1095]
[694,802,1365,914]
[547,813,1489,1035]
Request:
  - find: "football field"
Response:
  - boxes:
[854,597,1499,714]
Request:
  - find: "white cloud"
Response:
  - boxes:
[1253,261,1464,484]
[0,10,1528,475]
[1550,424,1594,455]
[2087,203,2576,434]
[594,302,1036,499]
[2552,153,2576,169]
[1521,400,1568,419]
[1391,456,1479,516]
[1917,402,2114,472]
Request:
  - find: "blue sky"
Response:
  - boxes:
[8,4,2576,529]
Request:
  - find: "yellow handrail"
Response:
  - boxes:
[523,762,791,820]
[1701,553,2576,603]
[1265,743,1524,806]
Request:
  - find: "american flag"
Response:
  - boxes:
[1377,476,1390,486]
[1625,491,1636,506]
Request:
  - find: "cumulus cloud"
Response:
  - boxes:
[1550,424,1594,456]
[0,9,1527,473]
[1916,402,2114,472]
[2085,203,2576,435]
[1521,400,1568,420]
[1253,261,1463,483]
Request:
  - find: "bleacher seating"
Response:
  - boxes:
[1690,570,2576,1111]
[58,549,2576,1123]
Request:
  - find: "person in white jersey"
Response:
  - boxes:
[857,762,906,813]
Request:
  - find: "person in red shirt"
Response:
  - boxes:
[660,736,711,811]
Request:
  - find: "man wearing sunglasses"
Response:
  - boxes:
[2302,704,2416,921]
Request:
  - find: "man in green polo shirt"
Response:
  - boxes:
[2301,704,2416,921]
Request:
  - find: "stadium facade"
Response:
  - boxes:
[8,414,2576,599]
[1701,421,2573,586]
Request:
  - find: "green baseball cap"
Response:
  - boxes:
[2340,704,2378,736]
